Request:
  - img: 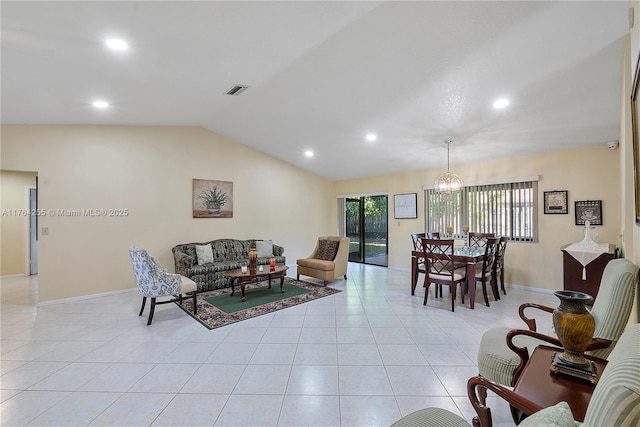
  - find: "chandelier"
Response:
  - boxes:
[434,140,464,193]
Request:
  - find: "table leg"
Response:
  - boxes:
[466,262,475,309]
[411,255,418,295]
[280,275,285,293]
[230,278,236,297]
[240,281,246,302]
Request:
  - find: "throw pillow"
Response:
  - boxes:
[316,239,339,261]
[256,240,273,257]
[196,244,214,265]
[519,401,575,427]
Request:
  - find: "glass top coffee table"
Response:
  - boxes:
[224,265,289,302]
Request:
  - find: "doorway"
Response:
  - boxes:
[28,186,38,275]
[346,195,388,266]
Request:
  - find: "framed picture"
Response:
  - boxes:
[544,190,568,214]
[192,179,233,218]
[631,53,640,224]
[574,200,602,226]
[394,193,417,219]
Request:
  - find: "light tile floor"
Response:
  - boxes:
[1,264,557,427]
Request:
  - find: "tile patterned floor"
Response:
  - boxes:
[1,264,557,426]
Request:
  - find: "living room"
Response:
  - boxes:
[1,1,640,426]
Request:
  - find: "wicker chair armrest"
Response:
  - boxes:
[518,303,554,331]
[468,375,544,427]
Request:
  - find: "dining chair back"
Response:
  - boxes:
[421,238,466,311]
[411,233,427,274]
[494,236,508,295]
[474,237,498,306]
[468,232,495,248]
[426,232,440,239]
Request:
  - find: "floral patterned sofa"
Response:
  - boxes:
[172,239,285,292]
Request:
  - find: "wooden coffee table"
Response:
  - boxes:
[224,265,289,302]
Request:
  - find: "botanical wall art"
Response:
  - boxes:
[193,179,233,218]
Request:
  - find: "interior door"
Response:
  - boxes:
[29,187,38,275]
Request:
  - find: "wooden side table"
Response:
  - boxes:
[512,345,607,422]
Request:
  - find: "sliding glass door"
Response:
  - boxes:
[346,195,388,266]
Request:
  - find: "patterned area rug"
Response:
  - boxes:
[175,277,341,329]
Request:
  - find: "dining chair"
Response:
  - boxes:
[468,232,495,248]
[411,233,427,277]
[129,246,198,325]
[494,236,508,296]
[471,237,498,307]
[421,238,466,312]
[426,232,440,239]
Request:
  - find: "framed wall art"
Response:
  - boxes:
[394,193,417,219]
[192,179,233,218]
[631,52,640,224]
[574,200,602,226]
[543,190,568,214]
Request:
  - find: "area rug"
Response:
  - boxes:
[175,277,341,329]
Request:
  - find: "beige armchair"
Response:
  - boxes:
[296,236,350,286]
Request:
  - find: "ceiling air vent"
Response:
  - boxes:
[225,85,250,96]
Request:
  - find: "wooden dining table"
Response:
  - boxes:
[411,246,486,309]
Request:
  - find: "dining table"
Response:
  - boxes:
[411,246,486,309]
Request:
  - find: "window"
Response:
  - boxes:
[425,178,538,242]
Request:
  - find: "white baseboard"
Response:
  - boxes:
[37,287,138,307]
[0,273,29,279]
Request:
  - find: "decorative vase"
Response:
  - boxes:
[249,247,257,274]
[552,290,595,369]
[269,258,276,271]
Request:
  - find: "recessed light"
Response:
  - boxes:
[493,98,509,109]
[365,133,377,142]
[304,150,314,157]
[105,38,129,51]
[92,100,110,109]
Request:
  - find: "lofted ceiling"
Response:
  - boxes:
[1,1,630,181]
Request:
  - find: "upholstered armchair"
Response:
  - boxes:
[129,246,197,325]
[477,258,638,388]
[392,323,640,427]
[296,236,350,286]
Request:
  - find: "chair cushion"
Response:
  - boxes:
[256,240,273,257]
[429,272,464,282]
[195,244,214,265]
[477,327,534,386]
[519,401,576,427]
[297,258,334,271]
[391,407,470,427]
[179,276,197,293]
[316,239,339,260]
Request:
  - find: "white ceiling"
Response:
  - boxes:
[1,1,630,181]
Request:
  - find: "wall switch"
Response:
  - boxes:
[41,227,48,235]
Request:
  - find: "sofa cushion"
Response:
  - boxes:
[317,239,339,260]
[256,240,273,257]
[196,244,213,265]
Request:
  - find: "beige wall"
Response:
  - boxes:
[0,170,38,275]
[0,125,335,302]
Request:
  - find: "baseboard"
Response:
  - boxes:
[0,273,29,279]
[37,287,138,307]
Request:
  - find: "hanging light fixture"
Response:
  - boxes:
[434,140,464,193]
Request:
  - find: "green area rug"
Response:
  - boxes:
[175,277,341,329]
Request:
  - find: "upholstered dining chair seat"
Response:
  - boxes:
[429,272,465,282]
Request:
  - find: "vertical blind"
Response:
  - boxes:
[425,179,538,242]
